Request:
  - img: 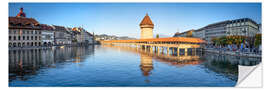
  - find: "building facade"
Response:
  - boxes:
[9,7,96,48]
[173,18,260,43]
[52,25,72,45]
[40,24,54,46]
[193,29,205,39]
[226,18,259,37]
[140,14,154,39]
[204,21,229,43]
[9,8,43,48]
[71,27,94,45]
[258,24,261,34]
[173,29,195,37]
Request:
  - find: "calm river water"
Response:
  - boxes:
[9,45,261,87]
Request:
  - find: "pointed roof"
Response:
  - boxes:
[16,7,26,18]
[140,13,154,26]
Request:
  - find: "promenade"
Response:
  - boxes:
[205,47,261,58]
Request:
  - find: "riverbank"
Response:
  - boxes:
[204,48,261,58]
[9,44,97,50]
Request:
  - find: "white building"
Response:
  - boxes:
[226,18,259,37]
[40,24,54,46]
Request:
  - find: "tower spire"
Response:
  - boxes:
[16,7,26,17]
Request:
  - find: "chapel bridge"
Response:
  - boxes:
[100,37,206,56]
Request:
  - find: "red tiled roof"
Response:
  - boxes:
[17,12,26,17]
[140,14,154,26]
[101,37,206,44]
[9,17,39,25]
[40,24,53,30]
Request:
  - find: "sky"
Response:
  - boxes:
[9,3,261,38]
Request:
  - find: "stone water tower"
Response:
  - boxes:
[139,13,154,39]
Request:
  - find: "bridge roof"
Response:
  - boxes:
[101,37,206,44]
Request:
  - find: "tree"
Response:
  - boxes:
[254,34,262,47]
[156,34,159,38]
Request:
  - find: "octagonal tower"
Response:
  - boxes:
[140,13,154,39]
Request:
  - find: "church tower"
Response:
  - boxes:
[16,7,26,18]
[140,13,154,39]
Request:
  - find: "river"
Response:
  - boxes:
[9,45,261,87]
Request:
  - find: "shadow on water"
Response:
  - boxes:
[9,46,95,82]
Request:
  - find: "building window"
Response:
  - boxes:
[31,31,33,34]
[35,36,37,40]
[13,30,16,34]
[23,31,25,34]
[31,36,33,40]
[27,36,29,40]
[9,36,11,40]
[18,36,21,40]
[23,36,25,40]
[39,31,41,34]
[13,36,16,40]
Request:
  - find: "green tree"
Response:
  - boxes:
[156,34,159,38]
[254,34,262,47]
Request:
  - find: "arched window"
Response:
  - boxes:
[27,36,29,40]
[18,43,21,47]
[35,36,37,40]
[31,36,33,40]
[18,36,21,40]
[22,42,25,47]
[9,36,11,40]
[13,36,16,40]
[35,42,37,46]
[31,42,34,46]
[9,43,12,47]
[13,43,16,47]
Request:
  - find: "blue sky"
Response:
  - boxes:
[9,3,261,38]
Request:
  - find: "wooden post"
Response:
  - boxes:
[157,46,160,55]
[177,47,180,56]
[194,48,196,56]
[185,48,188,56]
[150,46,153,53]
[167,47,170,56]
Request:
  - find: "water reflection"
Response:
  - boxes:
[9,45,261,86]
[9,46,95,82]
[102,45,261,82]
